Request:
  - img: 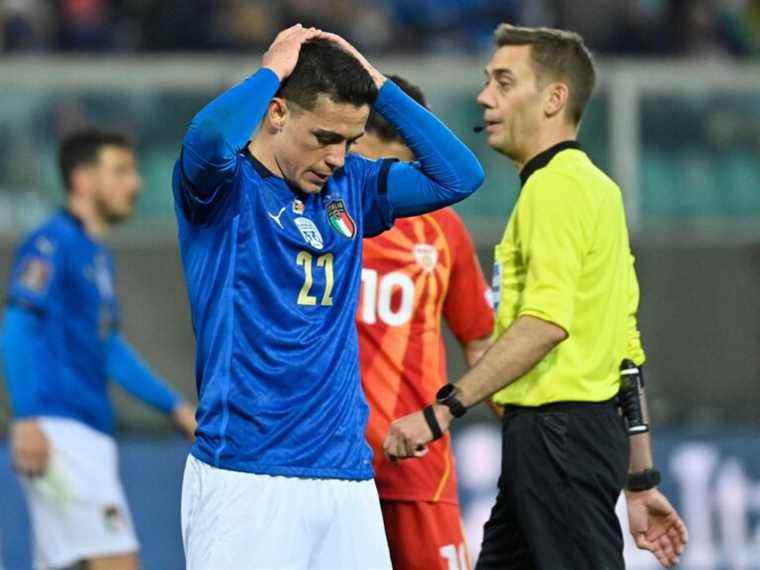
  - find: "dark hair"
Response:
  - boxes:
[494,24,596,124]
[365,75,427,143]
[59,130,132,192]
[277,38,378,111]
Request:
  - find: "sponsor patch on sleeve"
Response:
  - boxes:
[18,257,53,294]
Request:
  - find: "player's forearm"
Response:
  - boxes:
[455,315,566,408]
[106,334,181,413]
[2,307,45,417]
[182,68,281,187]
[375,80,484,216]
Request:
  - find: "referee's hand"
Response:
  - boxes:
[11,419,50,478]
[625,488,688,567]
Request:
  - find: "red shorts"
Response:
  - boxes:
[381,500,471,570]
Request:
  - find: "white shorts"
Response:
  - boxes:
[19,417,138,570]
[181,455,392,570]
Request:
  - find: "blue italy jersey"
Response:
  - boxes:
[174,151,395,479]
[174,68,484,480]
[5,211,120,433]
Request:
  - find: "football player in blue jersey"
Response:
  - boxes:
[2,130,196,570]
[174,25,485,570]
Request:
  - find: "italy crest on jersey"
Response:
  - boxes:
[326,198,356,239]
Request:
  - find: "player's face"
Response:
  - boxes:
[92,146,142,224]
[277,95,369,194]
[476,45,545,161]
[350,131,414,162]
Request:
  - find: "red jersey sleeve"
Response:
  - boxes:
[441,210,494,343]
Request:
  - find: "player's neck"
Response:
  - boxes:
[247,137,285,179]
[67,198,108,238]
[514,123,578,173]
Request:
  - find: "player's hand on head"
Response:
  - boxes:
[10,419,50,477]
[262,24,323,82]
[316,32,386,89]
[625,488,688,567]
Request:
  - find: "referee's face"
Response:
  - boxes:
[477,45,545,162]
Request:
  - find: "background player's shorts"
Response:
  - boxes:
[19,417,139,570]
[181,454,392,570]
[381,500,471,570]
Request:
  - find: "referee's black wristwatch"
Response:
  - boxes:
[423,384,467,442]
[626,468,661,492]
[436,384,468,418]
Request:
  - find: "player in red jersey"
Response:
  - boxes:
[354,76,494,570]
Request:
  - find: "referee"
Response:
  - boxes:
[384,24,688,569]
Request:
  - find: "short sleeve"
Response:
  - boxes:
[442,212,495,342]
[516,171,593,334]
[354,156,397,238]
[626,252,646,365]
[8,233,63,313]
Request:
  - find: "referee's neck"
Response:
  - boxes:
[516,126,578,174]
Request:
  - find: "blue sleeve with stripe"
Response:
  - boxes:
[180,68,281,206]
[2,307,45,417]
[372,80,485,217]
[106,333,181,413]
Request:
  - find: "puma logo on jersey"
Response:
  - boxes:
[267,207,286,229]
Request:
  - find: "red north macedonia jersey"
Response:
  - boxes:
[357,208,494,503]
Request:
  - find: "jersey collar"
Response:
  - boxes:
[244,147,309,200]
[61,208,85,230]
[519,140,581,187]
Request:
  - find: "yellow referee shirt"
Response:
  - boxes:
[492,141,645,407]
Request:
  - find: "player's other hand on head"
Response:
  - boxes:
[626,488,688,567]
[11,419,50,477]
[316,32,386,89]
[172,402,197,441]
[262,24,323,82]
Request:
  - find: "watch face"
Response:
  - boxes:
[437,384,455,401]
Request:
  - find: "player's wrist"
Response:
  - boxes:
[261,65,287,83]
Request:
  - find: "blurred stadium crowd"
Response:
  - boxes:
[2,0,760,57]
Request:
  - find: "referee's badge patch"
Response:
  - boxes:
[18,257,52,293]
[294,217,324,250]
[413,244,438,272]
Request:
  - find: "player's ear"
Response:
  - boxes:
[69,165,95,197]
[266,98,289,133]
[543,81,569,120]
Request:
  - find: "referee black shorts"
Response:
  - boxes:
[475,398,629,570]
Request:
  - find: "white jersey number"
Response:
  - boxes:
[359,269,414,327]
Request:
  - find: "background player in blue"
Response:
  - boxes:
[2,130,196,570]
[175,25,484,569]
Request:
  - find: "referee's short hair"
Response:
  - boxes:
[365,75,427,143]
[494,24,596,125]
